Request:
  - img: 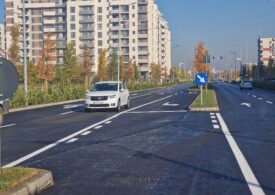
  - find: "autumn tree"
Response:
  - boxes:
[151,63,161,83]
[37,33,56,91]
[128,59,134,83]
[108,50,118,80]
[27,61,38,85]
[194,42,207,74]
[79,45,92,88]
[134,62,139,82]
[61,43,78,86]
[164,66,168,82]
[119,54,125,81]
[98,49,107,81]
[8,24,21,66]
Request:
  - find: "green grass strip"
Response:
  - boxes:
[0,167,38,192]
[191,89,218,108]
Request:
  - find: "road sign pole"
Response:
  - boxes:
[201,85,203,106]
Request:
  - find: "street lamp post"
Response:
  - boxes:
[230,51,237,81]
[22,0,28,105]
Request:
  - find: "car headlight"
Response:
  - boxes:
[108,95,116,99]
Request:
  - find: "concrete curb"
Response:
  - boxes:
[2,169,54,195]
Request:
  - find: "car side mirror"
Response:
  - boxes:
[120,89,125,92]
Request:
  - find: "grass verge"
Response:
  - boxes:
[191,89,218,108]
[0,167,38,192]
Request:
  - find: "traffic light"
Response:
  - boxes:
[220,56,223,60]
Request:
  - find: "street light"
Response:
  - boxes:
[230,51,237,81]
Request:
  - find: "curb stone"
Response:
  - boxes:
[1,169,54,195]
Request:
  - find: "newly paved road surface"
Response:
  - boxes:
[1,83,275,195]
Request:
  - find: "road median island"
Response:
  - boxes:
[189,88,219,112]
[0,167,53,195]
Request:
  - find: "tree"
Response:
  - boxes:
[119,54,125,81]
[61,43,78,86]
[164,66,168,82]
[27,61,38,85]
[98,49,107,81]
[108,50,118,80]
[128,59,134,83]
[134,62,139,82]
[194,42,207,74]
[37,33,56,91]
[79,45,92,88]
[151,63,161,83]
[8,24,21,66]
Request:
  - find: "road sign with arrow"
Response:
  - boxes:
[195,72,208,86]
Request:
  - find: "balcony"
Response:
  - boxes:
[79,18,94,23]
[79,35,94,40]
[79,43,94,49]
[138,41,148,47]
[138,58,148,64]
[79,27,94,32]
[79,10,94,15]
[139,65,150,72]
[138,34,148,38]
[138,50,148,55]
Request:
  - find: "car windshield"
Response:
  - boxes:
[91,83,118,91]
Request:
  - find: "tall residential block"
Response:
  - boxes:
[5,0,171,80]
[258,37,275,66]
[0,23,5,57]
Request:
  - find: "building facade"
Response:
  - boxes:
[258,37,275,66]
[5,0,171,80]
[0,23,5,57]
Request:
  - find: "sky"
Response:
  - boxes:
[0,0,275,71]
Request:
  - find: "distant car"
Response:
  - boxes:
[240,80,253,90]
[84,81,130,112]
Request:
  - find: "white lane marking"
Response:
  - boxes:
[60,108,85,115]
[131,93,138,96]
[211,116,216,119]
[174,93,178,96]
[3,95,173,168]
[131,93,153,99]
[213,124,220,129]
[210,113,215,116]
[127,110,187,114]
[247,93,250,95]
[65,138,79,144]
[0,124,16,129]
[266,101,273,104]
[63,104,84,109]
[258,98,263,101]
[212,120,218,123]
[216,113,265,195]
[241,103,252,108]
[81,131,92,136]
[252,95,257,98]
[94,125,103,130]
[163,102,179,107]
[105,121,112,124]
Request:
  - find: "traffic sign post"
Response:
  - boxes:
[195,72,208,106]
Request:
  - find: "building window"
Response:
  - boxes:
[70,7,75,13]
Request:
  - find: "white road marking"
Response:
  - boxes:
[94,125,103,129]
[247,93,250,95]
[60,108,85,115]
[216,113,265,195]
[211,116,216,119]
[258,98,263,100]
[81,131,92,136]
[266,101,273,104]
[210,113,215,115]
[63,104,83,109]
[131,93,138,96]
[174,93,178,96]
[163,102,179,107]
[212,120,217,123]
[241,103,252,108]
[105,121,112,124]
[65,138,79,144]
[131,93,153,99]
[213,124,220,129]
[252,95,257,98]
[127,110,187,114]
[0,124,16,129]
[3,95,173,168]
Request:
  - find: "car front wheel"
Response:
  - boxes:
[116,99,121,112]
[125,98,130,109]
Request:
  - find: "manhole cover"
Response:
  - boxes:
[111,175,151,185]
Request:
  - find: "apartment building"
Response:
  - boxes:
[258,37,275,66]
[0,23,5,57]
[5,0,171,80]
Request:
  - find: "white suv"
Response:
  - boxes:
[84,81,130,112]
[240,80,253,90]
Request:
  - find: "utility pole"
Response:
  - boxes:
[23,0,28,105]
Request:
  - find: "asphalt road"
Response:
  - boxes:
[1,83,275,195]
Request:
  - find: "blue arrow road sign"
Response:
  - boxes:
[195,72,208,86]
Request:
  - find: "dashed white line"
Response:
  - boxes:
[252,95,257,98]
[212,120,218,123]
[94,125,103,129]
[174,93,178,96]
[266,101,273,104]
[0,124,16,129]
[216,113,265,195]
[213,124,220,129]
[127,110,187,114]
[81,131,92,136]
[258,98,263,101]
[211,116,216,119]
[210,113,215,116]
[3,94,173,168]
[65,138,79,144]
[131,93,138,96]
[105,121,112,124]
[131,93,153,99]
[60,108,85,115]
